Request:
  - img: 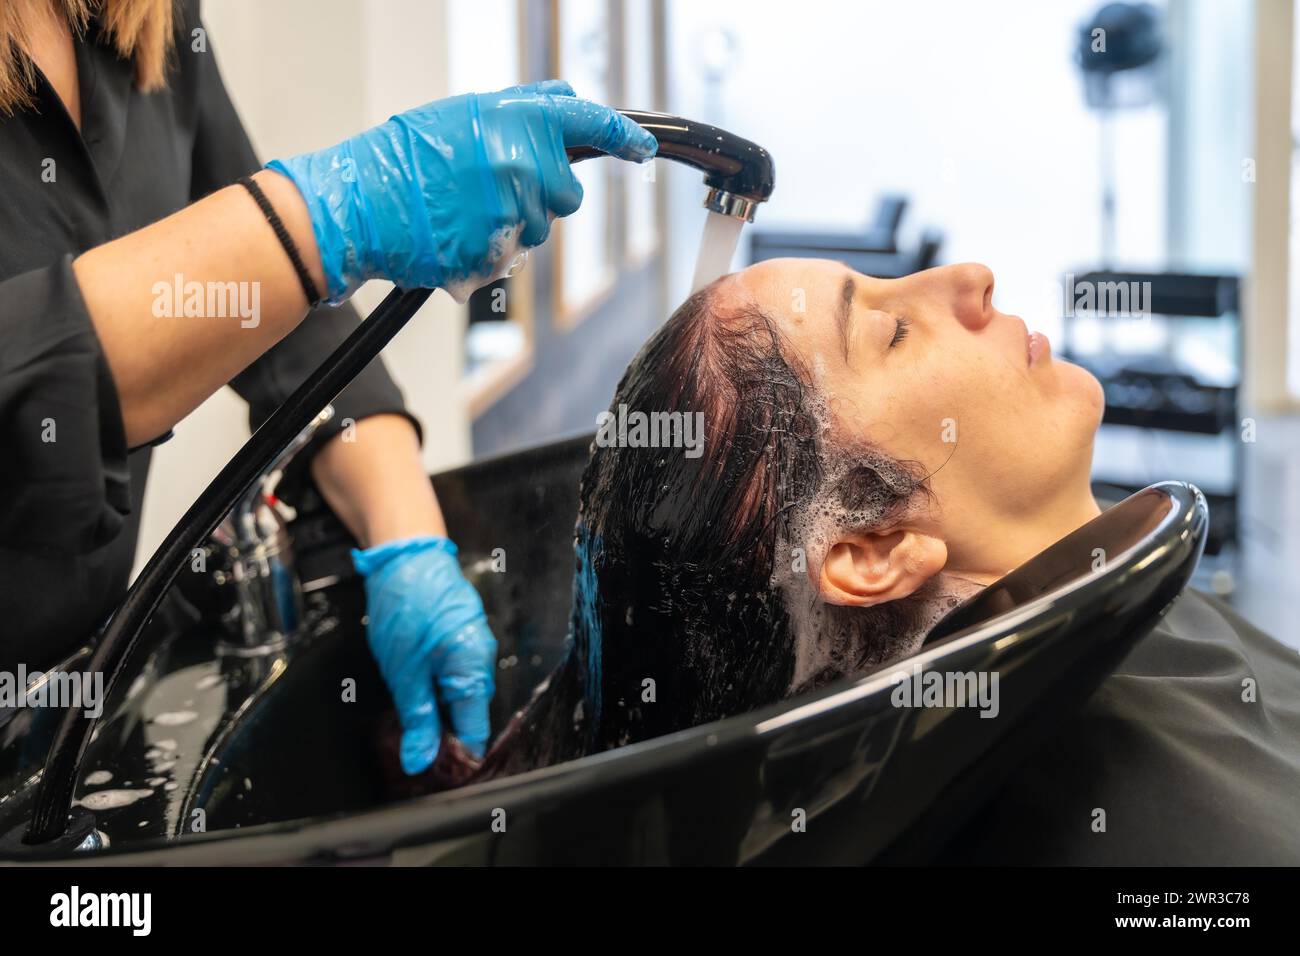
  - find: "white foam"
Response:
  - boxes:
[84,770,113,786]
[151,710,198,726]
[769,385,972,689]
[442,224,525,304]
[76,789,153,811]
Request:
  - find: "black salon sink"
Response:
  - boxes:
[0,432,1207,864]
[148,434,590,835]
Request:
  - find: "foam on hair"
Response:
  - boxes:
[765,378,937,688]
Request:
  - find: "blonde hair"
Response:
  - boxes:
[0,0,175,115]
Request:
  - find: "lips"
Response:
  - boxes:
[1013,316,1050,367]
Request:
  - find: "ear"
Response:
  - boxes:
[817,527,947,607]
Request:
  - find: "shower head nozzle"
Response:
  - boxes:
[567,110,775,221]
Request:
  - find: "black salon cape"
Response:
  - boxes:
[0,4,412,670]
[936,587,1300,865]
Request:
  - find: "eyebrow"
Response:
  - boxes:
[836,274,855,364]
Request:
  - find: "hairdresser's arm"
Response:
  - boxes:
[76,176,449,545]
[73,169,322,447]
[76,83,655,448]
[309,413,446,547]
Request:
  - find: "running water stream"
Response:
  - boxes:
[691,211,746,293]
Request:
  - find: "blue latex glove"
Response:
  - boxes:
[352,536,497,774]
[267,80,657,303]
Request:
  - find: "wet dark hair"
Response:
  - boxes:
[465,284,948,782]
[563,284,939,753]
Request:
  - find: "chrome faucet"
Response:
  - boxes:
[210,405,334,655]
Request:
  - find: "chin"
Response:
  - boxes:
[1059,360,1106,426]
[1082,368,1106,425]
[1045,365,1105,477]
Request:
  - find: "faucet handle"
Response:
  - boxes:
[259,404,335,522]
[266,404,335,482]
[206,405,335,653]
[215,404,335,549]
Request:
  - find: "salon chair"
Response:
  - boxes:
[750,194,943,278]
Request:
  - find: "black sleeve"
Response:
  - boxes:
[936,588,1300,865]
[184,5,421,490]
[0,257,130,553]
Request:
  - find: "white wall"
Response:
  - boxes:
[1169,0,1253,271]
[1251,0,1293,410]
[135,0,472,577]
[664,0,1169,337]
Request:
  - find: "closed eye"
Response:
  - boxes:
[889,315,912,348]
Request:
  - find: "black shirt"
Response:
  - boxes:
[937,588,1300,865]
[0,4,412,670]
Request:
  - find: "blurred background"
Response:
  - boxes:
[140,0,1297,645]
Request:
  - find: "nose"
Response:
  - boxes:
[935,263,995,331]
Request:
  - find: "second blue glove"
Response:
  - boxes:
[353,536,498,774]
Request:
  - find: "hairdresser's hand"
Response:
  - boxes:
[353,536,497,774]
[266,80,657,303]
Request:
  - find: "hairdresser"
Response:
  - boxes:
[0,0,656,773]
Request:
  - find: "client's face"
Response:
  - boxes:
[721,258,1104,581]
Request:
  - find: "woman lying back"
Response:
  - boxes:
[387,257,1106,786]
